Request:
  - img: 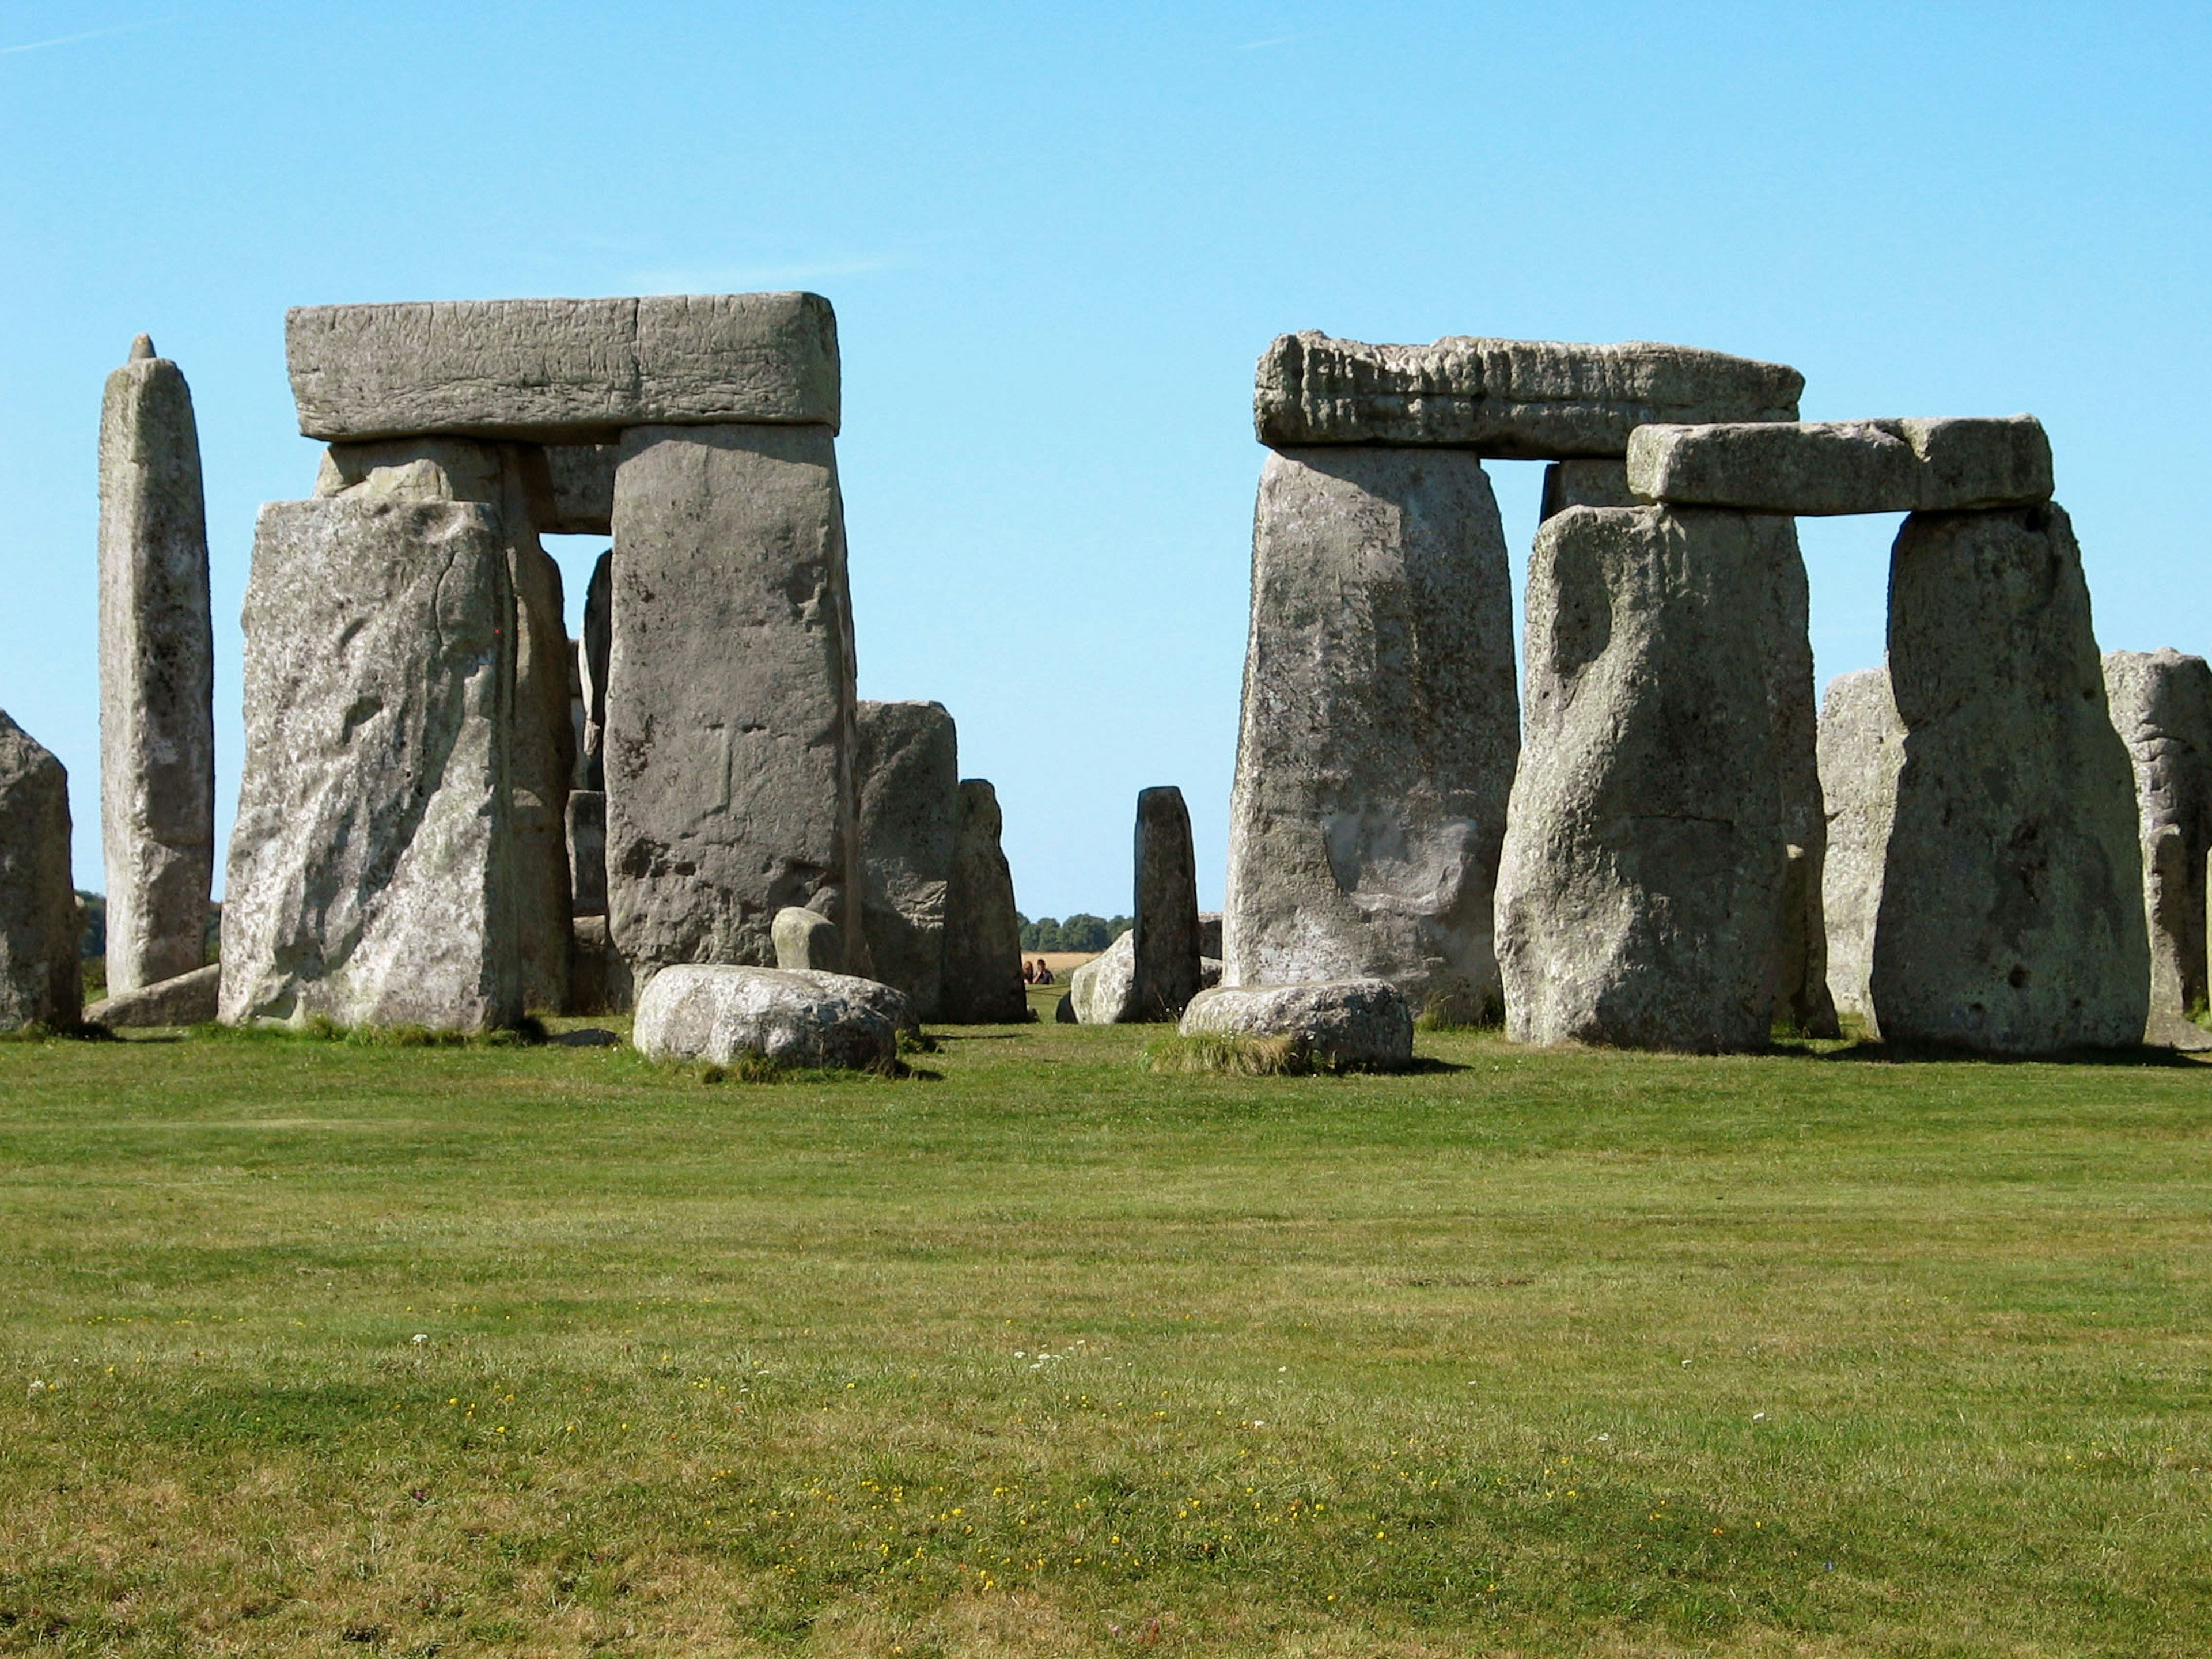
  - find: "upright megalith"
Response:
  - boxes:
[941,779,1027,1022]
[1494,506,1788,1051]
[1131,786,1202,1021]
[604,423,863,979]
[0,712,82,1031]
[1755,518,1841,1037]
[2102,648,2212,1045]
[855,700,958,1018]
[578,550,612,790]
[220,495,520,1031]
[1872,505,2147,1052]
[97,335,214,993]
[1225,446,1518,1020]
[1816,666,1906,1023]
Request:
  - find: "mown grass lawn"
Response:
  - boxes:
[2,1016,2209,1657]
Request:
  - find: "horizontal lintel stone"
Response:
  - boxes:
[286,293,840,443]
[1254,332,1802,457]
[1626,416,2052,515]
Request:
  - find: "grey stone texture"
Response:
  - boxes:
[940,778,1028,1022]
[2102,648,2212,1045]
[771,906,845,973]
[1627,417,2054,516]
[855,700,958,1019]
[1871,505,2148,1052]
[567,915,633,1016]
[1198,913,1222,957]
[566,788,607,918]
[1069,929,1135,1025]
[1224,446,1518,1022]
[1131,786,1202,1021]
[578,550,612,791]
[632,964,907,1071]
[1178,979,1415,1072]
[544,443,619,535]
[287,293,840,442]
[1495,506,1789,1051]
[1539,459,1637,519]
[1756,518,1842,1039]
[1255,332,1801,457]
[97,338,215,993]
[0,711,82,1032]
[603,423,864,980]
[220,495,520,1031]
[87,963,219,1028]
[1817,668,1907,1022]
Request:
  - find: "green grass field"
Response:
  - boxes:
[3,1013,2210,1657]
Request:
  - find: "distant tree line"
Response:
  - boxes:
[1017,913,1131,953]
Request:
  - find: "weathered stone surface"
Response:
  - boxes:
[1539,459,1637,519]
[1627,418,2053,516]
[1054,990,1076,1023]
[568,915,632,1015]
[0,712,81,1031]
[544,443,619,535]
[772,906,844,973]
[1069,929,1135,1025]
[98,339,214,992]
[856,700,957,1019]
[579,550,611,791]
[1131,786,1202,1021]
[1495,506,1787,1051]
[87,963,218,1028]
[1817,668,1906,1022]
[1871,505,2147,1052]
[2103,648,2212,1046]
[632,964,905,1070]
[1256,333,1801,456]
[1225,447,1517,1021]
[1179,979,1414,1071]
[1756,518,1842,1039]
[287,293,840,442]
[940,779,1028,1022]
[220,496,519,1031]
[604,424,863,978]
[567,788,607,918]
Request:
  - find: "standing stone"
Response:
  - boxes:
[1495,506,1787,1051]
[855,700,957,1019]
[1756,518,1842,1038]
[1871,505,2147,1052]
[567,789,607,916]
[771,906,844,973]
[97,336,214,993]
[1225,447,1518,1021]
[2103,649,2212,1044]
[1817,668,1906,1024]
[1069,928,1137,1024]
[578,549,611,791]
[941,779,1027,1022]
[1539,459,1637,519]
[1131,786,1201,1021]
[604,424,863,979]
[220,495,519,1030]
[0,712,82,1031]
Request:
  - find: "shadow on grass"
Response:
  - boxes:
[1810,1037,2203,1068]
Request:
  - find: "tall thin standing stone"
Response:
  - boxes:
[856,700,958,1020]
[1816,666,1906,1024]
[2100,648,2212,1046]
[97,335,214,993]
[0,711,82,1031]
[1131,786,1201,1021]
[940,779,1027,1022]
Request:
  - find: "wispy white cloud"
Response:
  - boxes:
[0,19,156,58]
[627,256,895,294]
[1234,29,1320,51]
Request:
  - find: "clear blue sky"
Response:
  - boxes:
[4,3,2206,918]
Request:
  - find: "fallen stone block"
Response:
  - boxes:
[632,963,907,1070]
[2103,648,2212,1047]
[287,293,840,442]
[1256,333,1801,456]
[1179,979,1413,1071]
[87,963,219,1028]
[1627,416,2052,515]
[0,711,82,1032]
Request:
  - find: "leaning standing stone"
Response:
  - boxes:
[1225,446,1518,1021]
[1816,668,1906,1024]
[97,336,214,993]
[1494,506,1787,1050]
[1131,786,1201,1021]
[856,700,958,1018]
[0,711,82,1031]
[940,779,1027,1022]
[2103,648,2212,1045]
[1872,505,2147,1052]
[220,496,520,1031]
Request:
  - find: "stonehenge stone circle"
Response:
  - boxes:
[97,335,214,993]
[567,915,632,1016]
[1816,666,1906,1023]
[941,779,1028,1022]
[1871,505,2147,1052]
[0,711,82,1032]
[1131,786,1202,1021]
[286,294,839,441]
[1255,334,1802,455]
[221,495,521,1031]
[1755,517,1841,1037]
[1495,506,1789,1051]
[2102,648,2212,1046]
[1178,979,1415,1072]
[604,422,863,980]
[633,964,908,1071]
[855,700,958,1020]
[87,963,219,1029]
[1069,928,1136,1025]
[566,788,607,917]
[1225,446,1518,1022]
[578,549,612,790]
[771,906,845,974]
[1627,417,2053,516]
